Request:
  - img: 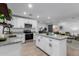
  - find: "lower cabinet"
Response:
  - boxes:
[43,37,53,55]
[36,36,53,55]
[36,35,67,56]
[36,36,45,50]
[0,43,21,56]
[47,41,53,55]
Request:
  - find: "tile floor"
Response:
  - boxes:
[21,40,79,56]
[21,40,47,56]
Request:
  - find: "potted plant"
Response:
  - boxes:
[0,9,12,22]
[0,9,12,34]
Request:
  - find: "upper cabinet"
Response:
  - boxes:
[11,16,38,32]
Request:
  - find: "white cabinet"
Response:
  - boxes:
[36,36,45,50]
[11,16,38,32]
[0,43,21,56]
[36,35,53,55]
[16,34,25,43]
[33,33,38,40]
[36,35,67,56]
[46,38,53,55]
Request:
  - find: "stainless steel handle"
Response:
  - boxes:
[38,39,40,42]
[49,43,52,47]
[49,39,52,41]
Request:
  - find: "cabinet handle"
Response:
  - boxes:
[38,39,40,42]
[49,39,52,41]
[49,43,52,47]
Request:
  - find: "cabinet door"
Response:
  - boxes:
[42,37,49,53]
[52,39,61,56]
[36,36,49,52]
[45,38,53,55]
[40,36,46,50]
[40,37,52,55]
[48,39,54,55]
[33,34,38,40]
[36,36,41,47]
[36,36,44,50]
[47,38,61,56]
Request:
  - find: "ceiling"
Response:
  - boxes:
[7,3,79,24]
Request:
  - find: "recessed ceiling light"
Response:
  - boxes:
[48,16,51,19]
[37,15,40,18]
[28,4,32,8]
[23,12,27,15]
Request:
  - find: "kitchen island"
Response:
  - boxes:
[0,42,22,56]
[36,34,68,56]
[0,33,25,56]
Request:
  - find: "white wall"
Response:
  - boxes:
[58,17,79,34]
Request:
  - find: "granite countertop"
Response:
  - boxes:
[5,32,24,34]
[38,33,68,40]
[0,34,22,46]
[0,40,22,47]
